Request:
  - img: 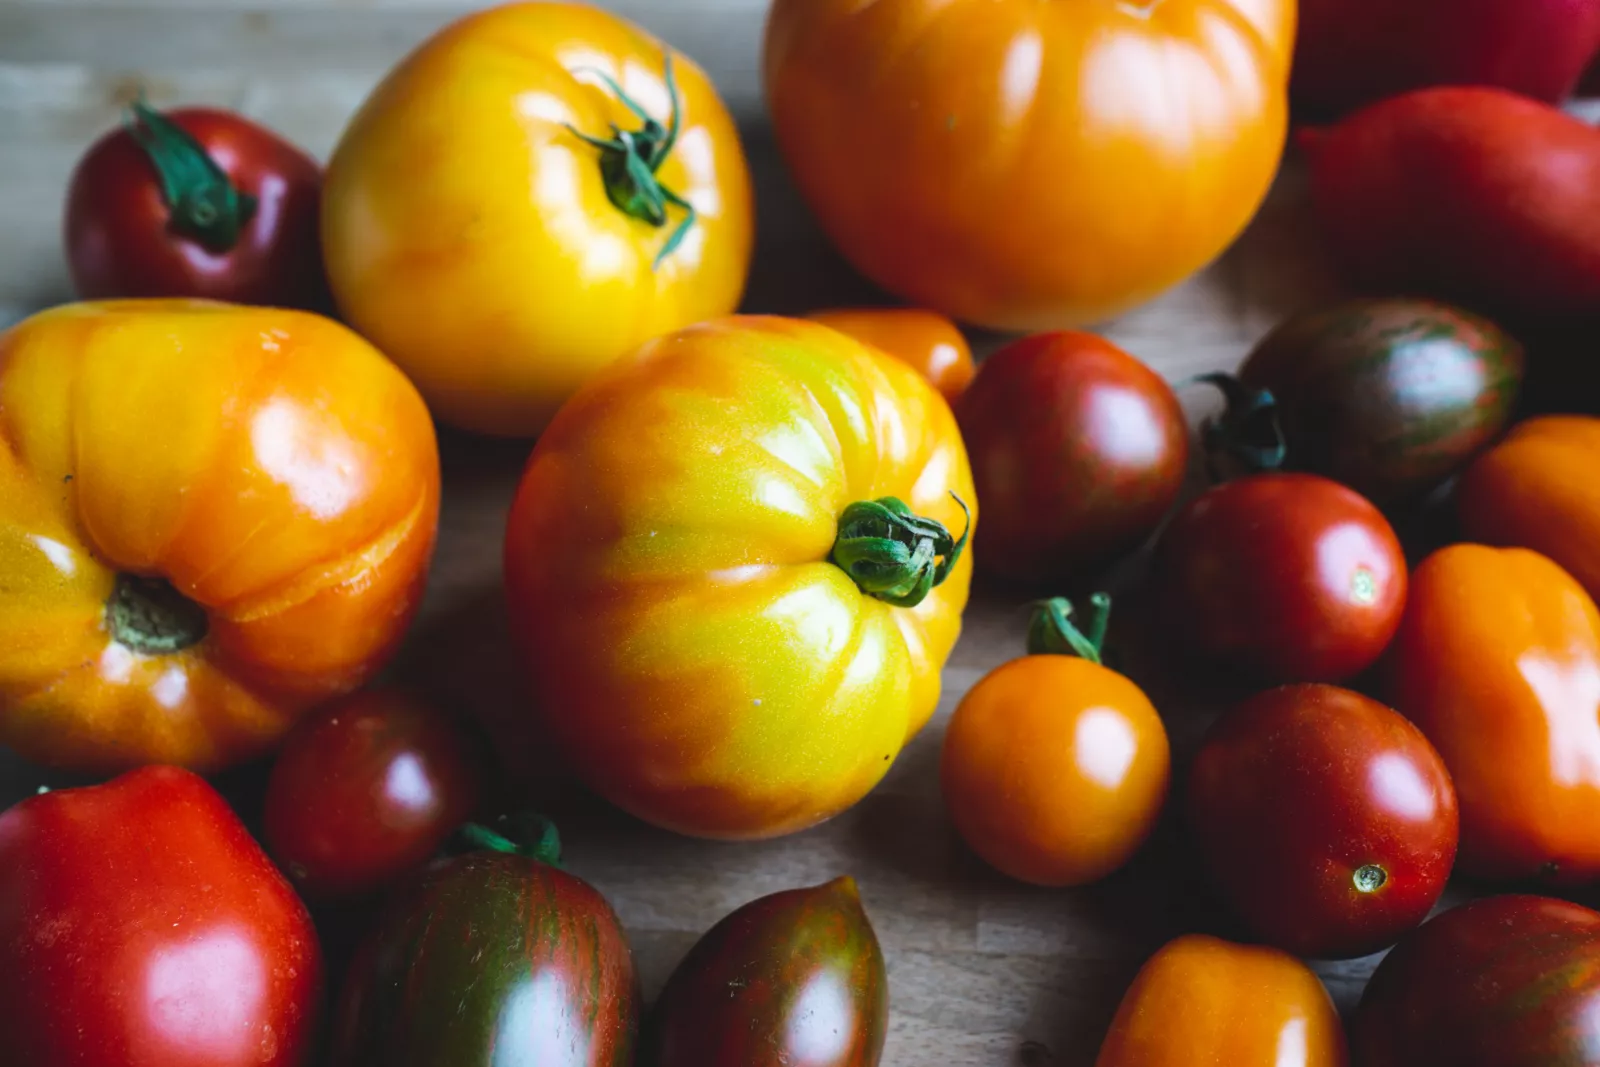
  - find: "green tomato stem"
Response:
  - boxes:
[1187,372,1289,475]
[830,493,971,609]
[126,99,257,253]
[1026,595,1112,664]
[454,815,563,867]
[106,573,209,655]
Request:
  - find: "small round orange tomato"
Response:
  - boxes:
[807,307,975,403]
[324,2,754,437]
[941,596,1170,887]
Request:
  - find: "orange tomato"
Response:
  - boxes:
[764,0,1295,330]
[1096,934,1349,1067]
[941,597,1170,887]
[807,307,975,403]
[0,301,440,772]
[1391,544,1600,882]
[324,2,754,437]
[1459,415,1600,604]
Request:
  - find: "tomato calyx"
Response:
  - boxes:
[126,99,258,254]
[106,573,208,654]
[1191,372,1289,476]
[830,493,971,608]
[1027,594,1111,664]
[566,53,698,269]
[451,814,563,867]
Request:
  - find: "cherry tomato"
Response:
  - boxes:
[1155,472,1407,683]
[1188,684,1458,959]
[807,307,975,403]
[941,596,1171,887]
[957,331,1188,587]
[64,101,328,310]
[264,688,486,901]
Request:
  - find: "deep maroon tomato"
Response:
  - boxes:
[64,101,328,309]
[264,688,486,901]
[1354,895,1600,1065]
[1155,472,1407,683]
[957,331,1188,587]
[1188,684,1458,959]
[0,766,322,1067]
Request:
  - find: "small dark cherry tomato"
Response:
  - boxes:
[64,100,328,309]
[957,331,1189,586]
[1155,472,1407,683]
[1188,684,1458,959]
[263,688,485,901]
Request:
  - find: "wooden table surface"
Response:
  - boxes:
[0,3,1436,1064]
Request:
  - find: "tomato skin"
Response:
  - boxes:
[1188,684,1458,960]
[1353,895,1600,1067]
[1390,545,1600,883]
[1095,934,1348,1067]
[640,878,887,1067]
[957,332,1188,586]
[0,301,441,773]
[65,107,328,310]
[0,766,323,1067]
[942,655,1170,887]
[324,2,754,437]
[263,688,486,901]
[807,307,975,404]
[1155,473,1407,683]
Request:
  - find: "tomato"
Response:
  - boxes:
[332,827,638,1066]
[1203,298,1524,503]
[1188,684,1458,960]
[807,307,975,403]
[1095,934,1348,1067]
[0,766,322,1067]
[0,301,440,773]
[504,316,974,840]
[763,0,1294,330]
[65,101,327,310]
[323,2,754,437]
[1155,472,1407,683]
[941,596,1170,887]
[1354,895,1600,1066]
[1390,544,1600,883]
[957,332,1188,586]
[263,688,486,901]
[1459,415,1600,606]
[640,878,887,1067]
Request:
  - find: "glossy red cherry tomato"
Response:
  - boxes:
[64,101,328,309]
[957,331,1188,586]
[1155,472,1407,683]
[263,688,486,901]
[1188,684,1458,959]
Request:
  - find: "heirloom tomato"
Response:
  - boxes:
[1095,934,1348,1067]
[764,0,1295,330]
[1155,473,1406,683]
[942,596,1170,888]
[0,301,440,773]
[324,1,754,437]
[65,101,328,310]
[1188,685,1458,960]
[807,307,974,404]
[1354,895,1600,1067]
[0,766,323,1067]
[1391,544,1600,883]
[1459,416,1600,605]
[504,316,974,839]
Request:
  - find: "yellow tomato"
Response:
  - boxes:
[323,1,754,436]
[504,316,975,839]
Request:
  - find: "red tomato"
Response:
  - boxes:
[64,101,328,310]
[0,766,322,1067]
[1188,684,1458,959]
[264,688,486,901]
[1155,473,1407,683]
[957,331,1188,586]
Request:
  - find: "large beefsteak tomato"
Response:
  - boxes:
[764,0,1295,330]
[0,300,440,772]
[504,316,975,840]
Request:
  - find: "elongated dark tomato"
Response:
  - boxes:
[640,877,887,1067]
[331,851,638,1067]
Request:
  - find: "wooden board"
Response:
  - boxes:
[0,3,1392,1065]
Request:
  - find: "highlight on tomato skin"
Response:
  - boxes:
[807,307,976,404]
